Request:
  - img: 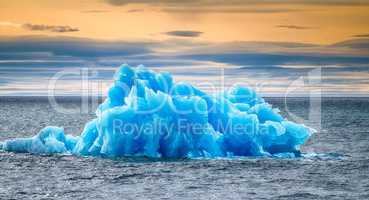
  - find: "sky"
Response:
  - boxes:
[0,0,368,96]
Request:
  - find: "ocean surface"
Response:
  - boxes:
[0,96,368,200]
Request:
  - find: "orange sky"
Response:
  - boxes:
[0,0,369,44]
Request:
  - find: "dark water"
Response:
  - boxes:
[0,96,368,200]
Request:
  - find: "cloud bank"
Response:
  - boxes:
[127,9,144,13]
[276,25,314,30]
[164,30,203,37]
[0,35,368,96]
[81,10,110,13]
[353,34,369,38]
[0,22,79,33]
[105,0,369,6]
[104,0,369,15]
[22,23,79,33]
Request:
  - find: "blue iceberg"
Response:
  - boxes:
[0,64,314,158]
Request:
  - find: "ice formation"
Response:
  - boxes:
[0,64,314,158]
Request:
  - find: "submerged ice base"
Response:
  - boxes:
[1,64,314,158]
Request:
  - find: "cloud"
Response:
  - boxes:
[0,35,153,58]
[0,21,21,28]
[0,35,368,67]
[331,38,369,50]
[352,34,369,38]
[81,10,110,13]
[164,30,203,37]
[162,7,297,13]
[102,0,369,18]
[22,23,79,33]
[181,52,369,66]
[276,25,314,30]
[0,22,80,33]
[1,35,368,64]
[105,0,369,7]
[0,35,368,96]
[104,0,369,15]
[127,9,144,12]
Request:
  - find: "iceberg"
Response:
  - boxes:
[0,64,314,158]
